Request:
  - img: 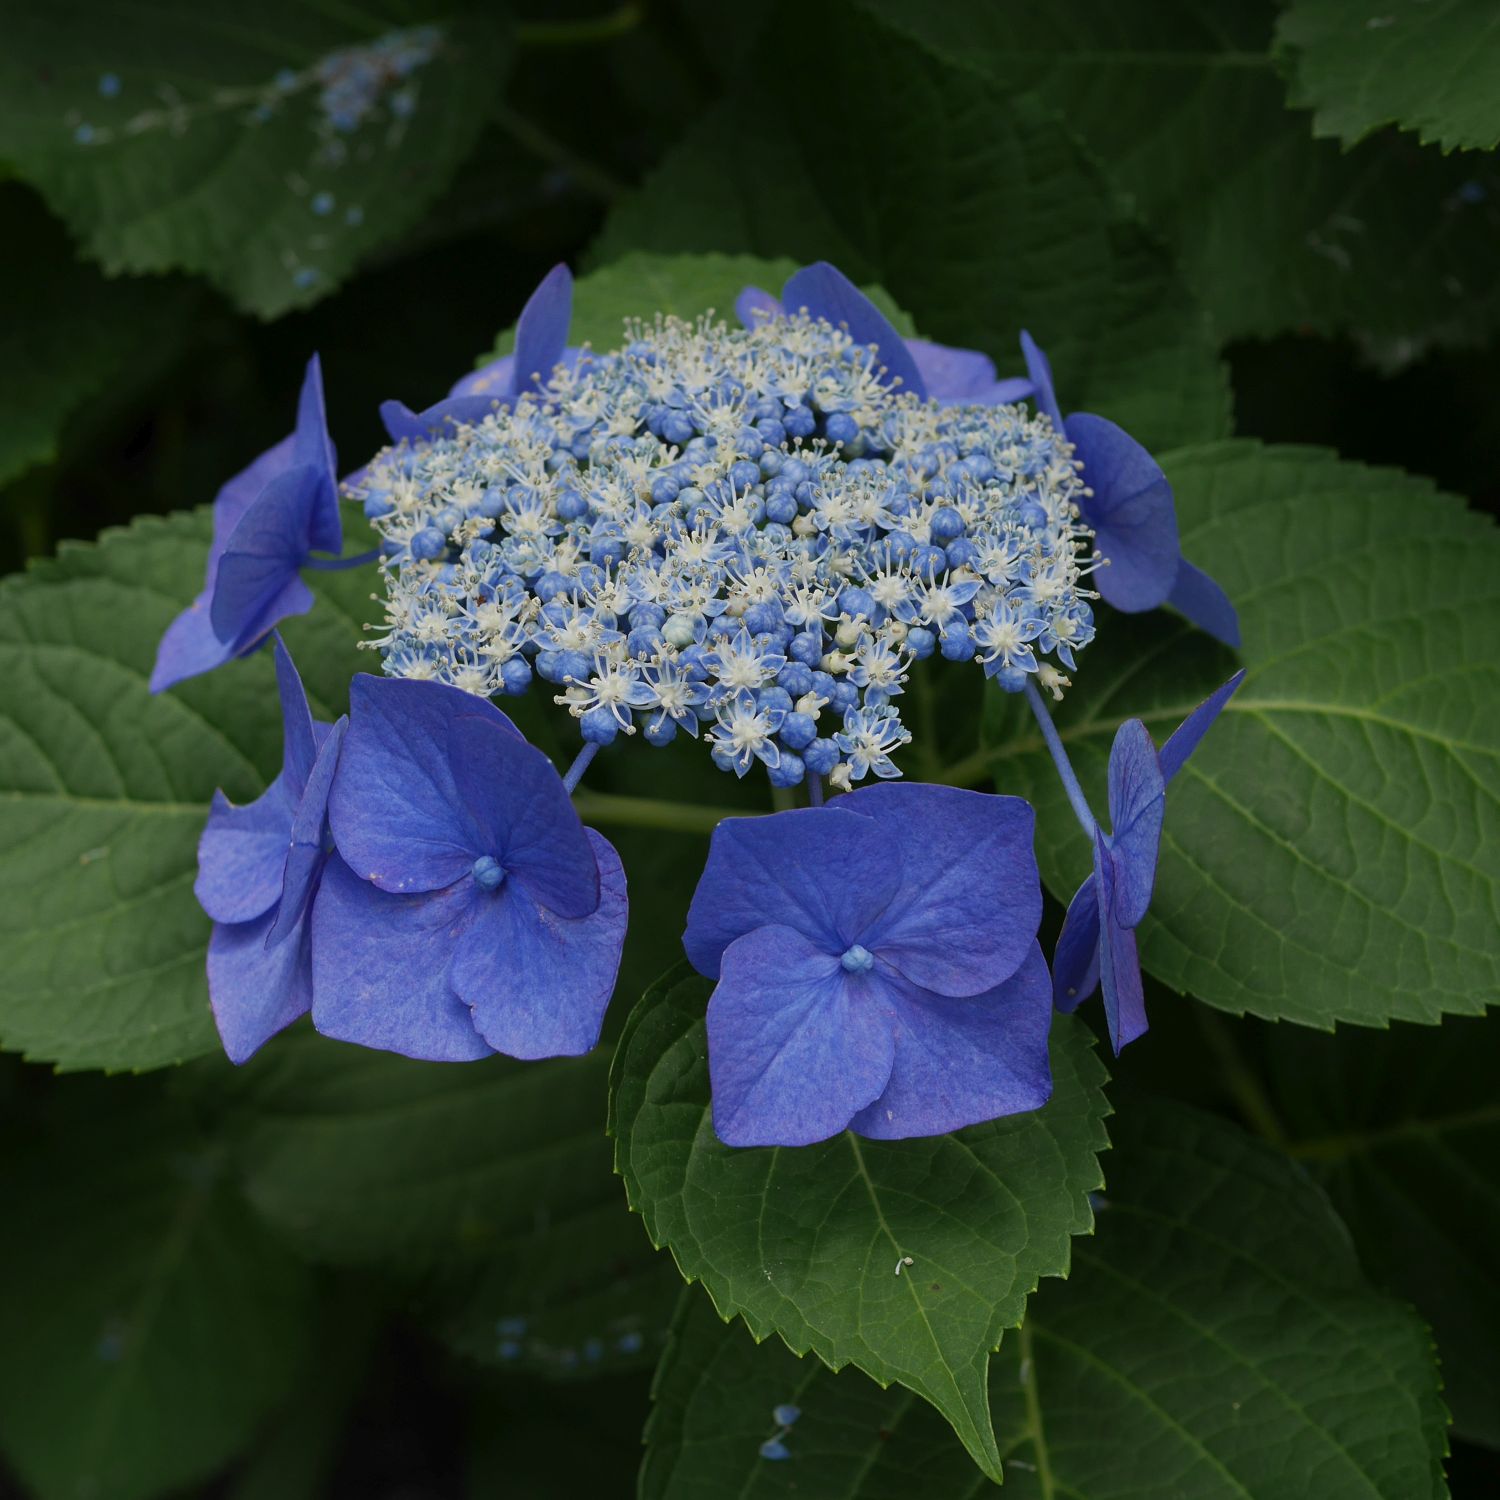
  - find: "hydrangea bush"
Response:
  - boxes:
[2,5,1496,1497]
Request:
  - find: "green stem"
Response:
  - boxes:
[571,788,740,835]
[492,103,630,202]
[515,3,644,48]
[1193,1008,1290,1150]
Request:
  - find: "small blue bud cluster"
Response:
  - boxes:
[351,311,1096,786]
[309,25,439,133]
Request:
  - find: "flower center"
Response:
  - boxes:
[472,855,506,891]
[840,944,875,974]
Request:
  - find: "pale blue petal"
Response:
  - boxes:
[1052,875,1101,1012]
[1168,559,1240,649]
[195,783,293,924]
[1106,719,1165,929]
[1159,670,1248,786]
[208,906,311,1064]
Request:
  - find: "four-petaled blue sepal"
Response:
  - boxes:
[196,636,347,1063]
[738,265,1031,407]
[311,674,626,1062]
[151,356,341,693]
[683,783,1052,1147]
[1052,671,1247,1052]
[380,264,576,443]
[1020,331,1240,648]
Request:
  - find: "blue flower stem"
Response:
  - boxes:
[305,548,380,571]
[562,742,601,796]
[1022,680,1097,838]
[807,775,825,808]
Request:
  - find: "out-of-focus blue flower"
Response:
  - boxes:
[737,262,1032,407]
[311,675,626,1061]
[152,356,340,692]
[1052,671,1246,1051]
[380,264,576,442]
[1019,332,1240,647]
[684,784,1051,1146]
[196,638,346,1062]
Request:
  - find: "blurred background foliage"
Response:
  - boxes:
[0,0,1497,1496]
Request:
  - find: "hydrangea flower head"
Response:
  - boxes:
[1019,332,1240,647]
[684,784,1051,1146]
[152,356,340,691]
[196,637,346,1062]
[1053,671,1247,1050]
[311,675,626,1061]
[350,262,1099,789]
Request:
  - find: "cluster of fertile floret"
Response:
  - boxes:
[350,311,1098,788]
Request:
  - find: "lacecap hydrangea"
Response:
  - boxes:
[153,258,1244,1149]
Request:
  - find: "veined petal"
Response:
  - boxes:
[850,945,1053,1140]
[310,855,492,1062]
[1168,558,1240,649]
[330,676,520,894]
[1064,413,1180,613]
[208,906,312,1065]
[208,434,296,565]
[447,715,599,918]
[841,783,1040,996]
[150,593,240,693]
[273,635,319,799]
[906,339,1029,407]
[511,263,573,396]
[735,285,782,326]
[1095,830,1148,1053]
[1107,719,1165,930]
[707,924,896,1148]
[1019,330,1063,429]
[268,716,347,950]
[195,782,294,925]
[1159,670,1249,786]
[782,263,927,399]
[452,829,626,1060]
[290,354,341,556]
[683,806,900,979]
[380,395,507,445]
[1052,875,1101,1012]
[449,353,517,399]
[209,465,322,645]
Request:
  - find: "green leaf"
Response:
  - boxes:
[608,965,1111,1481]
[1278,0,1500,152]
[981,441,1500,1029]
[594,0,1230,452]
[0,506,376,1070]
[642,1101,1449,1498]
[0,1081,316,1500]
[0,5,510,317]
[0,185,201,488]
[224,1027,679,1378]
[1263,1012,1500,1447]
[855,0,1500,348]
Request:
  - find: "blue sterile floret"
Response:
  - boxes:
[349,270,1100,788]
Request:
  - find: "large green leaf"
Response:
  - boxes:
[0,4,509,317]
[0,1082,316,1500]
[1262,1012,1500,1447]
[609,966,1111,1481]
[855,0,1500,348]
[0,506,376,1070]
[595,0,1230,452]
[981,441,1500,1029]
[0,185,200,488]
[224,1028,677,1378]
[642,1101,1449,1498]
[1278,0,1500,152]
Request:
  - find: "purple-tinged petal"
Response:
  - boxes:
[448,715,599,918]
[380,395,506,445]
[707,923,896,1147]
[782,263,927,399]
[906,339,1030,407]
[1019,330,1062,429]
[208,466,321,645]
[1107,719,1165,929]
[1168,558,1241,648]
[850,945,1053,1140]
[208,906,313,1064]
[329,676,520,894]
[195,783,294,925]
[151,594,240,692]
[1095,831,1148,1053]
[683,806,900,979]
[839,783,1040,996]
[1065,412,1181,614]
[453,829,626,1059]
[735,285,783,327]
[1052,875,1101,1011]
[449,353,517,399]
[1159,670,1248,786]
[208,435,297,564]
[310,855,492,1061]
[268,716,346,950]
[510,263,573,396]
[290,354,341,556]
[273,635,318,799]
